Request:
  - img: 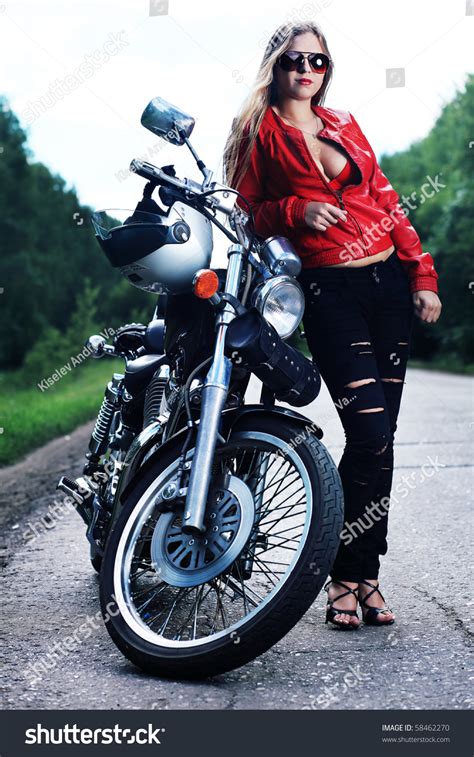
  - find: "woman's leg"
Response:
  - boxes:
[298,265,394,622]
[299,256,414,580]
[357,253,415,614]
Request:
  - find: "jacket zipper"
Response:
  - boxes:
[298,131,369,255]
[333,188,369,255]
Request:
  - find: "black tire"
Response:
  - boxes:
[99,414,343,679]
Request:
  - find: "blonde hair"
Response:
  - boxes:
[222,21,334,191]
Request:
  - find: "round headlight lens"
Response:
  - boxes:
[254,276,305,339]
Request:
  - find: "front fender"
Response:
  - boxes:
[111,404,323,526]
[224,404,323,440]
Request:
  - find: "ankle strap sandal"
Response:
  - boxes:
[359,580,395,625]
[324,579,360,630]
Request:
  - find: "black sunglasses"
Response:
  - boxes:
[277,51,331,74]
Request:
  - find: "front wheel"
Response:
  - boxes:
[99,414,343,678]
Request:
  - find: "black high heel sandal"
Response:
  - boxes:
[324,580,360,630]
[359,580,395,625]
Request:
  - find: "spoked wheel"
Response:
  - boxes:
[100,415,343,678]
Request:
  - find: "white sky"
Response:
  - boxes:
[1,0,472,265]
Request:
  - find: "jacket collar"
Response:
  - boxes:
[263,103,345,138]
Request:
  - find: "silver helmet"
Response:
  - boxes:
[91,201,213,294]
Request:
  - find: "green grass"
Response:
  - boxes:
[1,347,472,469]
[0,359,123,467]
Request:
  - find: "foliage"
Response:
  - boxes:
[378,73,474,363]
[0,76,473,378]
[0,97,151,370]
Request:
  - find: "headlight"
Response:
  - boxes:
[253,275,305,339]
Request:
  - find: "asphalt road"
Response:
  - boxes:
[1,367,472,710]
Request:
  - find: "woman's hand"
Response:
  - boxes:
[412,291,442,323]
[304,201,348,231]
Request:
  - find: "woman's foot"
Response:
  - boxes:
[358,579,395,625]
[324,580,361,629]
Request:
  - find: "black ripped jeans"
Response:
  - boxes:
[297,251,415,582]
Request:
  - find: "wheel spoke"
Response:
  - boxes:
[252,555,279,586]
[255,541,299,554]
[222,574,261,607]
[120,433,314,647]
[131,581,167,601]
[209,579,229,633]
[130,565,154,582]
[155,587,194,634]
[172,584,212,641]
[257,498,306,530]
[234,561,249,614]
[250,457,290,501]
[266,534,301,548]
[267,523,305,539]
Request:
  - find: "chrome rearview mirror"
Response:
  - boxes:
[141,96,195,146]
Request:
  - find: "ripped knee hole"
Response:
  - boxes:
[344,378,376,389]
[356,407,385,414]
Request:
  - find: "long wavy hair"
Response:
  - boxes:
[222,21,334,191]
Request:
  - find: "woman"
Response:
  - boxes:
[223,21,442,629]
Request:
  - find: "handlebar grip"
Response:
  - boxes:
[130,159,159,182]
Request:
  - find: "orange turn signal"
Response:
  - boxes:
[193,269,219,299]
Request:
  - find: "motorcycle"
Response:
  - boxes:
[57,96,344,678]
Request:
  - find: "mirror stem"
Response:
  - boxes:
[180,130,213,187]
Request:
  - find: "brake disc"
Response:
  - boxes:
[150,475,254,587]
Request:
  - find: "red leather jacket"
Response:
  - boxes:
[234,104,439,294]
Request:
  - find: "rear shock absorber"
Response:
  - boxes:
[84,373,123,471]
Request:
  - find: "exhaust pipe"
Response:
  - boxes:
[57,476,95,526]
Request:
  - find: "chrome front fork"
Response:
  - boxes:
[182,243,246,534]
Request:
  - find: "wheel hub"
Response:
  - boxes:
[150,475,255,587]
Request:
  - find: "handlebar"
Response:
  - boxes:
[130,158,237,216]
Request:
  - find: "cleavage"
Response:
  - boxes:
[303,132,354,183]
